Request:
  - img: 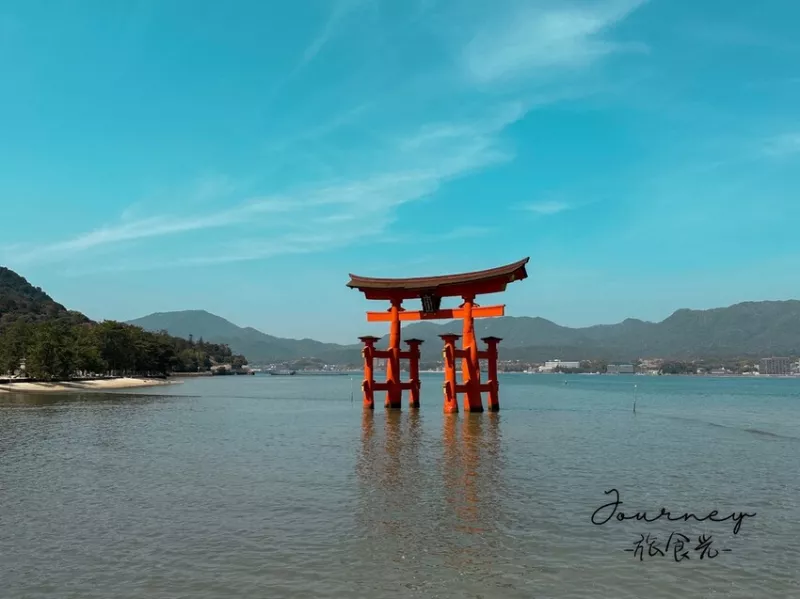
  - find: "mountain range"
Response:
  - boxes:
[127,301,800,363]
[4,264,798,364]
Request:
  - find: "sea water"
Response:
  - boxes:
[1,374,798,598]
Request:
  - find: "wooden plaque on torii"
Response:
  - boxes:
[346,257,529,413]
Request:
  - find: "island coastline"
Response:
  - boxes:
[0,377,178,394]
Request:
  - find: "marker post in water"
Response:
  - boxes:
[633,384,638,414]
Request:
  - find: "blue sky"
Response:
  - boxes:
[1,0,799,343]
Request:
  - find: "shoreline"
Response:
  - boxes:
[0,377,178,394]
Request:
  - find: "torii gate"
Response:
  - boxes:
[346,257,529,413]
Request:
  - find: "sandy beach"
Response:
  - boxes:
[0,377,177,394]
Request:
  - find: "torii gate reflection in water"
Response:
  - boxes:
[346,258,529,413]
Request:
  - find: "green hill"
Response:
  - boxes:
[127,310,362,364]
[0,267,244,377]
[0,267,88,328]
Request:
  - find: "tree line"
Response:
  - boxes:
[0,319,247,380]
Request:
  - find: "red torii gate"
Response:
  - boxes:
[346,257,529,413]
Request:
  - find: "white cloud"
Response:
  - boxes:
[763,132,800,157]
[186,174,242,205]
[462,0,647,84]
[397,102,527,152]
[4,198,293,266]
[58,225,492,276]
[4,104,529,270]
[1,1,641,274]
[301,0,373,65]
[525,200,573,215]
[264,103,372,155]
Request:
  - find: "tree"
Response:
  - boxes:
[660,361,695,375]
[96,321,136,374]
[1,313,246,379]
[73,325,105,374]
[0,320,30,375]
[26,321,76,380]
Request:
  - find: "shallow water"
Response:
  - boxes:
[1,374,798,598]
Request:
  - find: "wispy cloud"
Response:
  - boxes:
[262,102,373,155]
[301,0,372,66]
[523,200,574,215]
[4,103,528,271]
[259,0,374,110]
[397,102,527,152]
[59,225,495,276]
[762,132,800,157]
[374,225,495,246]
[185,174,242,205]
[462,0,647,84]
[2,0,640,275]
[4,198,293,266]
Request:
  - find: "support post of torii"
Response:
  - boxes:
[385,297,402,409]
[358,335,380,410]
[405,339,423,408]
[347,257,529,413]
[440,334,460,413]
[460,294,482,412]
[480,336,502,412]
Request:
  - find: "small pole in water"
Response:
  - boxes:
[350,376,354,404]
[633,384,638,414]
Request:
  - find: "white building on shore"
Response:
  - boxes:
[760,357,791,375]
[541,359,581,372]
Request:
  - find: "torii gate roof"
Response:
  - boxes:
[346,257,529,301]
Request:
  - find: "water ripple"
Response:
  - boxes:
[1,374,799,598]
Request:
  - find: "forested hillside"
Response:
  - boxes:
[0,267,247,379]
[0,267,87,328]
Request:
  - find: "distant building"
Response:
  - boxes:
[541,359,581,372]
[607,364,635,374]
[760,357,791,375]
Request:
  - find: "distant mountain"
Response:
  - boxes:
[0,267,88,328]
[394,300,800,361]
[127,300,800,363]
[126,310,361,364]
